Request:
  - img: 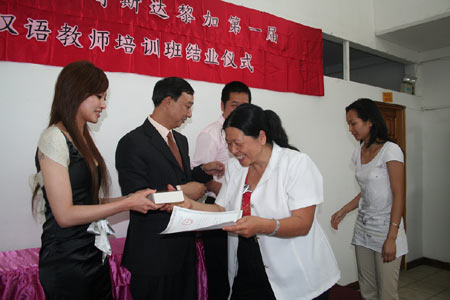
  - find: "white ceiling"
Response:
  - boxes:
[376,16,450,53]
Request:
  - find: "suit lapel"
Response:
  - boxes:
[142,119,185,172]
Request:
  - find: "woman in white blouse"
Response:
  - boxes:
[187,103,340,300]
[331,98,408,300]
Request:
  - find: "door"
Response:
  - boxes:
[375,101,407,268]
[376,102,406,151]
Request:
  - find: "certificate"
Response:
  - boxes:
[161,206,242,234]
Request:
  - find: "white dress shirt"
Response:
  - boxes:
[215,144,340,300]
[192,115,232,197]
[148,115,176,146]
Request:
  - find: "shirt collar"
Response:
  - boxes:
[148,115,171,143]
[219,114,225,125]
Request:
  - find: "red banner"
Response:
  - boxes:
[0,0,323,95]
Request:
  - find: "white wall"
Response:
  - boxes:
[373,0,450,34]
[0,60,424,285]
[420,58,450,263]
[224,0,421,62]
[225,0,374,46]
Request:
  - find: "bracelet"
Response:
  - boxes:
[390,222,399,228]
[269,219,280,236]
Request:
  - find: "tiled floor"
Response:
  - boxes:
[399,265,450,300]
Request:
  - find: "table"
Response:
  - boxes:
[0,238,207,300]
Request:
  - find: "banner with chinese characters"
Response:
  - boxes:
[0,0,324,95]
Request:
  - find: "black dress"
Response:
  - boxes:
[36,136,113,300]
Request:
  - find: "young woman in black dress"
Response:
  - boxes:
[32,60,161,299]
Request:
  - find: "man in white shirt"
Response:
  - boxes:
[192,81,251,300]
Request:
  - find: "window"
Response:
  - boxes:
[349,47,405,92]
[323,36,407,92]
[323,39,343,79]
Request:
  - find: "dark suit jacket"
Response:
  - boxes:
[115,119,211,276]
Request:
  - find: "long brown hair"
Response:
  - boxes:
[34,61,110,212]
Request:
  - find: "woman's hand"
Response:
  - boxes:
[330,194,361,230]
[126,189,163,213]
[223,216,265,238]
[330,209,347,230]
[382,237,397,263]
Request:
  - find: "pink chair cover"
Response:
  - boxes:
[196,239,208,300]
[0,238,208,300]
[0,247,45,300]
[109,238,132,300]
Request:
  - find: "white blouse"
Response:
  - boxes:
[351,141,408,257]
[29,125,69,222]
[38,125,70,167]
[216,144,340,300]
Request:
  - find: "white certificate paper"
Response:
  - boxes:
[161,206,242,234]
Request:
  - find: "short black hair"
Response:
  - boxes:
[221,81,251,106]
[152,77,194,106]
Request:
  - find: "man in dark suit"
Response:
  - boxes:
[115,77,224,300]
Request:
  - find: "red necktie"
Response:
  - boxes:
[167,131,184,170]
[242,175,252,216]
